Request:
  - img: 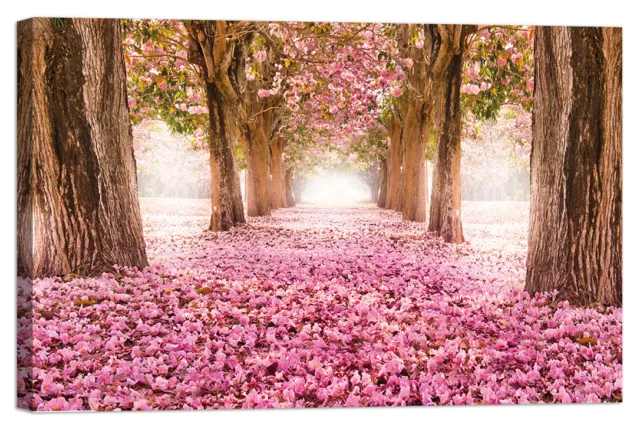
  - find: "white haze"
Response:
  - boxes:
[303,173,370,204]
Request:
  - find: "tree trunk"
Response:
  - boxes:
[285,167,296,207]
[395,166,404,212]
[369,183,379,204]
[378,158,388,208]
[400,100,428,222]
[185,21,247,230]
[17,18,148,278]
[525,26,622,307]
[425,160,430,207]
[428,47,465,244]
[270,136,288,209]
[385,117,403,210]
[242,127,272,217]
[205,81,246,229]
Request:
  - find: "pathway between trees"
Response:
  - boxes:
[18,199,621,410]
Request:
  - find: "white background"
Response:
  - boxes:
[1,1,637,428]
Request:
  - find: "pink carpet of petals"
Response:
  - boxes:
[17,199,622,411]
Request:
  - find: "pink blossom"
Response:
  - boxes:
[390,86,403,97]
[43,397,69,411]
[255,50,267,63]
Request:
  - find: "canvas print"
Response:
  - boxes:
[17,18,622,411]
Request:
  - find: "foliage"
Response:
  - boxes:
[461,26,534,124]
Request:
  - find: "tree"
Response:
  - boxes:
[238,35,286,216]
[270,135,289,208]
[393,24,430,222]
[525,26,622,306]
[428,25,477,243]
[377,158,388,208]
[17,18,148,278]
[284,166,296,207]
[183,21,248,230]
[384,115,403,210]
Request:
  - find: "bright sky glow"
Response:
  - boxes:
[303,173,370,204]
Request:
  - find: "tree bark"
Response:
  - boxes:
[185,21,247,230]
[525,26,622,307]
[285,167,296,207]
[270,136,288,209]
[385,117,403,210]
[378,158,388,208]
[241,119,273,217]
[428,45,466,244]
[17,18,148,278]
[400,100,428,222]
[204,81,246,229]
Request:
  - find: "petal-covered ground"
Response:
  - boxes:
[17,199,622,411]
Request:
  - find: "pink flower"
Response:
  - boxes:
[497,57,507,67]
[345,393,361,407]
[246,73,256,81]
[157,81,168,90]
[415,39,424,49]
[390,86,403,97]
[43,397,68,411]
[402,58,414,69]
[526,79,534,91]
[133,399,152,410]
[258,89,271,98]
[308,358,322,371]
[255,50,267,63]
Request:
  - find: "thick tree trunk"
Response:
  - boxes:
[285,167,296,207]
[525,26,622,307]
[428,48,465,244]
[400,100,428,222]
[17,18,148,279]
[378,158,388,208]
[270,137,288,209]
[205,82,246,229]
[185,20,247,230]
[243,127,272,217]
[385,118,403,210]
